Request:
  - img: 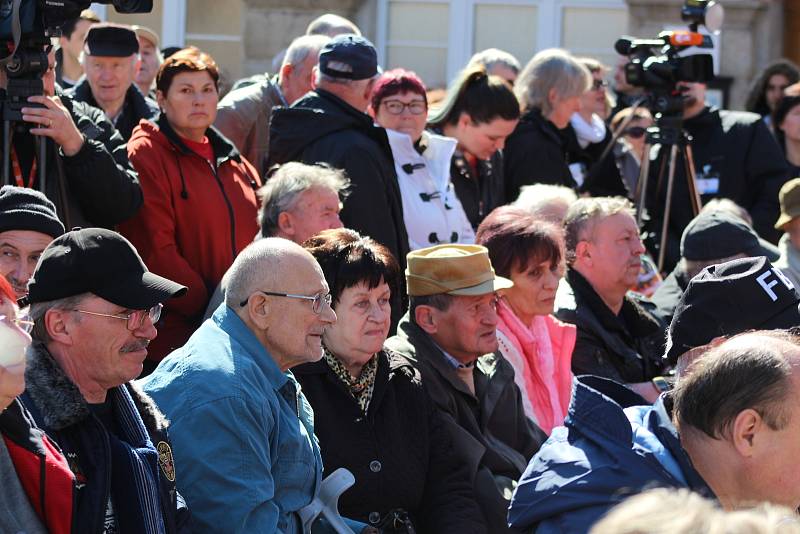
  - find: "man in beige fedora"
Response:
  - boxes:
[385,244,545,533]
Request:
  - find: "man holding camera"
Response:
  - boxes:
[0,45,141,230]
[645,81,789,270]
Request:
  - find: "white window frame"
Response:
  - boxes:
[377,0,626,84]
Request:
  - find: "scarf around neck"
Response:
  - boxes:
[323,346,378,414]
[570,113,607,148]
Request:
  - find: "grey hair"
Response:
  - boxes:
[468,48,521,76]
[305,13,361,37]
[29,293,91,344]
[259,162,349,238]
[225,238,309,309]
[513,184,577,222]
[700,198,753,226]
[515,48,591,115]
[281,34,330,70]
[563,196,635,264]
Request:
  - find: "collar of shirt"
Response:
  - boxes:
[432,340,475,370]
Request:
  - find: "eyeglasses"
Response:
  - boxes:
[381,99,427,116]
[240,291,332,314]
[0,314,33,333]
[623,126,647,139]
[591,79,609,91]
[72,303,163,331]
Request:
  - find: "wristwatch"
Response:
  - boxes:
[651,375,671,393]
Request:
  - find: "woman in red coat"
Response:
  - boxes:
[120,48,261,368]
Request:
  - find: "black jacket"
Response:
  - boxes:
[449,147,505,229]
[21,343,190,534]
[68,78,159,141]
[2,90,142,229]
[385,314,545,533]
[555,269,667,383]
[503,108,575,201]
[650,267,692,326]
[563,125,631,198]
[644,107,789,269]
[294,350,487,533]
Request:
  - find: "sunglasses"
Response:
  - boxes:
[591,79,609,91]
[623,126,647,139]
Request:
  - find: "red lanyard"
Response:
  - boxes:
[9,136,37,188]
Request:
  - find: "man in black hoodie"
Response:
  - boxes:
[268,34,408,273]
[644,82,789,271]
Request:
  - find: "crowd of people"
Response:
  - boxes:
[3,7,800,534]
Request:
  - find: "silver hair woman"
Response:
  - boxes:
[504,49,591,200]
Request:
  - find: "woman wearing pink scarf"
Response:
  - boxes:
[476,206,576,434]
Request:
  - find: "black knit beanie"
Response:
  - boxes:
[0,186,65,238]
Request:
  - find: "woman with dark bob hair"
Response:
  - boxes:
[294,228,485,533]
[120,47,261,368]
[369,68,475,250]
[476,206,576,434]
[427,65,520,229]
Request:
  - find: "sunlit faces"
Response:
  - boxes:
[504,258,564,321]
[548,93,582,129]
[84,54,138,110]
[156,70,219,140]
[372,91,428,142]
[581,212,645,292]
[424,292,500,363]
[135,36,160,93]
[0,230,54,298]
[455,114,518,160]
[279,186,343,244]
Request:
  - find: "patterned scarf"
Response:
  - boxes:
[323,347,378,413]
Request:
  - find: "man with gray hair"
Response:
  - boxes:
[467,48,521,86]
[259,162,347,243]
[306,13,361,37]
[269,34,409,273]
[216,34,330,177]
[141,238,361,532]
[554,196,667,401]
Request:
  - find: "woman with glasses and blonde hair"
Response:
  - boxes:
[295,228,485,533]
[369,69,475,250]
[505,48,591,200]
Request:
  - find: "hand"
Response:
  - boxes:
[0,362,24,412]
[22,95,85,156]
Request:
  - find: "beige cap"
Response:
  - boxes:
[775,177,800,230]
[405,244,513,297]
[132,25,159,49]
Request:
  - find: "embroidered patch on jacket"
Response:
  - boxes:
[157,441,176,482]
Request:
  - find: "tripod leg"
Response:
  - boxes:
[635,142,652,227]
[682,143,702,216]
[38,136,46,195]
[657,144,680,272]
[3,121,9,186]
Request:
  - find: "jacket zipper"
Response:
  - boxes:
[206,159,238,260]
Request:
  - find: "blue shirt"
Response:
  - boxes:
[140,305,322,533]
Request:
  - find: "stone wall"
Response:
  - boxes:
[626,0,783,110]
[241,0,373,76]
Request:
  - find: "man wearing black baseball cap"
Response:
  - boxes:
[652,210,781,324]
[0,186,64,298]
[665,255,800,374]
[68,22,159,141]
[20,228,190,532]
[269,34,409,321]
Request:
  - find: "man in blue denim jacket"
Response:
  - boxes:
[142,238,358,533]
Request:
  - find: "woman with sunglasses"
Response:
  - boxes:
[369,69,475,250]
[0,275,75,533]
[609,107,654,198]
[295,228,484,533]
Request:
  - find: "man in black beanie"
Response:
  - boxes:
[0,185,64,298]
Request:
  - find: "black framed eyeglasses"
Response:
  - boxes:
[240,291,332,314]
[72,303,163,331]
[591,79,609,91]
[382,99,427,115]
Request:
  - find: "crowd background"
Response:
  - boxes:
[2,7,800,534]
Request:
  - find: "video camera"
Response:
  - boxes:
[615,0,722,114]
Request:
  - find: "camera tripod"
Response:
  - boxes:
[634,114,702,272]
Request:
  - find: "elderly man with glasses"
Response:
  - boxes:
[20,227,191,533]
[141,237,372,533]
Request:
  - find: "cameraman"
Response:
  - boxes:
[1,46,142,229]
[645,81,789,270]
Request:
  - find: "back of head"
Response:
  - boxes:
[306,13,361,37]
[672,330,799,440]
[427,65,520,128]
[258,162,349,238]
[512,183,577,224]
[282,34,330,70]
[467,48,521,76]
[563,196,634,265]
[515,48,591,115]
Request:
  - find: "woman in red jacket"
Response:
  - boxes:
[120,48,261,369]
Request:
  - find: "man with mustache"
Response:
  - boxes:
[554,196,668,402]
[20,228,191,533]
[385,244,546,532]
[0,186,64,299]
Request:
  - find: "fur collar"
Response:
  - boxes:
[24,341,169,433]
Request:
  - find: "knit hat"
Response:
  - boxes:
[0,186,64,238]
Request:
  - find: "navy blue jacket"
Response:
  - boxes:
[508,376,714,533]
